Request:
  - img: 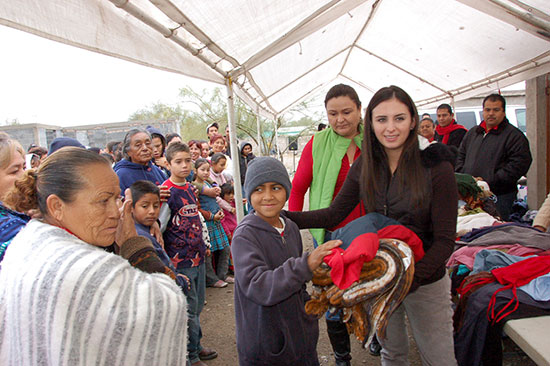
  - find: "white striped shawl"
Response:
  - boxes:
[0,220,187,366]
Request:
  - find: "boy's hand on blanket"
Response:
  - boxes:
[116,188,138,246]
[308,240,342,272]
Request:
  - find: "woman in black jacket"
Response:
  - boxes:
[287,86,458,365]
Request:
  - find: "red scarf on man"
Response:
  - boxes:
[435,120,467,145]
[479,120,501,134]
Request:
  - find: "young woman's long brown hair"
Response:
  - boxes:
[361,85,428,212]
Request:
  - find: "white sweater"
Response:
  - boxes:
[0,220,187,366]
[534,192,550,231]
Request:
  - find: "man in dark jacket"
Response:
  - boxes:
[434,103,467,148]
[456,94,532,220]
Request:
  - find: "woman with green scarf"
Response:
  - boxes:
[289,83,369,365]
[289,84,365,241]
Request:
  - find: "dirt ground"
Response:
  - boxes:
[200,228,536,366]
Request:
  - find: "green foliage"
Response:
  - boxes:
[178,87,227,142]
[128,86,324,154]
[129,102,184,122]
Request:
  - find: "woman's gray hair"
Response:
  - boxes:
[121,128,151,160]
[122,128,152,160]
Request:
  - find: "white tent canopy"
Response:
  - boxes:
[1,0,549,221]
[1,0,549,120]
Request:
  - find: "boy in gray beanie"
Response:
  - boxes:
[232,156,341,366]
[243,156,291,203]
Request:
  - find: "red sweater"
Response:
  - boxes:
[289,137,364,231]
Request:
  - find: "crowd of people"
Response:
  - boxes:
[0,83,549,366]
[0,125,256,366]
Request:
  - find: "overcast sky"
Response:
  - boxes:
[0,25,218,127]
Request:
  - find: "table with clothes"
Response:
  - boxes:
[448,174,550,366]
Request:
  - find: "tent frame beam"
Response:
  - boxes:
[354,44,450,95]
[229,0,369,78]
[488,0,550,35]
[108,0,227,75]
[265,46,350,100]
[148,0,241,68]
[339,74,377,94]
[506,0,550,23]
[339,0,381,75]
[109,0,279,120]
[416,51,550,107]
[277,83,326,117]
[457,0,550,42]
[236,71,278,114]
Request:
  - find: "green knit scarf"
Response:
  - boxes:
[309,126,363,245]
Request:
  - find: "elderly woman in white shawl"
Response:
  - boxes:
[0,147,187,366]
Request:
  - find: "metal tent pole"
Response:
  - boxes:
[226,77,245,222]
[256,106,262,156]
[274,118,280,159]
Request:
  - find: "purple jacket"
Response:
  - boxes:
[231,212,319,366]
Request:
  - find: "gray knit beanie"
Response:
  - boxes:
[244,157,292,202]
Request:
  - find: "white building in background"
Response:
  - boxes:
[1,120,181,150]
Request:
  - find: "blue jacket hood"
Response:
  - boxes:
[114,159,168,193]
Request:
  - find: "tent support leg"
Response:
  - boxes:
[274,118,280,160]
[226,77,245,223]
[256,106,262,156]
